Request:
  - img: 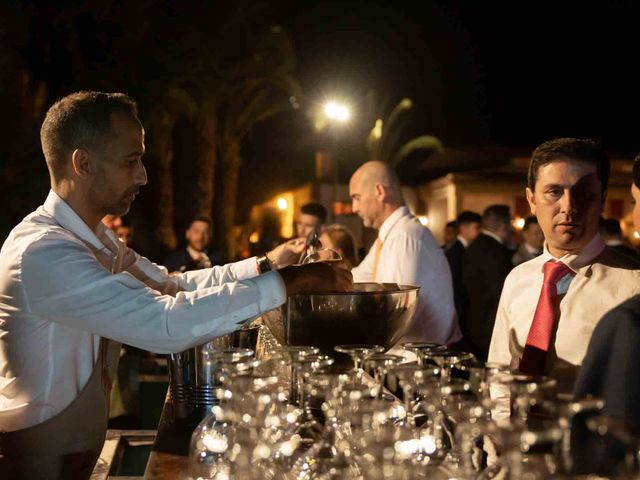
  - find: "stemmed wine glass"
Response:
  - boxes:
[362,353,405,400]
[283,346,319,406]
[334,344,385,378]
[402,342,447,367]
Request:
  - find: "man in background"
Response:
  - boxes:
[599,217,639,261]
[442,220,458,249]
[295,202,327,239]
[164,215,227,273]
[512,215,544,266]
[349,161,460,346]
[445,211,482,323]
[462,205,513,360]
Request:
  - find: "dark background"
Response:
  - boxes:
[2,0,639,258]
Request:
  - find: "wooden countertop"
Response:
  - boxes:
[143,392,194,480]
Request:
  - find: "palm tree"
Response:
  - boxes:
[366,97,444,168]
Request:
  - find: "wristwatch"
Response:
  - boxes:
[256,253,272,274]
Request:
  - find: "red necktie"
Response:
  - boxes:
[519,260,572,375]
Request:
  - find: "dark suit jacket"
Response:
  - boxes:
[574,294,640,420]
[163,248,227,273]
[570,295,640,474]
[445,239,466,322]
[461,233,512,360]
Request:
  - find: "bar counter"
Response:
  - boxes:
[143,392,191,479]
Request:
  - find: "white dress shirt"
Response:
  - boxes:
[0,190,285,431]
[352,206,461,345]
[488,233,640,419]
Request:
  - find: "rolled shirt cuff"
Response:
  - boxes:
[234,256,263,280]
[254,270,287,313]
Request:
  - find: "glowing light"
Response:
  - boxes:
[372,119,383,139]
[514,217,526,230]
[417,216,429,226]
[201,432,229,453]
[249,232,260,244]
[323,101,350,122]
[276,197,288,210]
[635,231,640,239]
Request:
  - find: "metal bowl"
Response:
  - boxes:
[282,283,419,359]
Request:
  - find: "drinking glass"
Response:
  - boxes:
[402,342,447,367]
[334,344,385,376]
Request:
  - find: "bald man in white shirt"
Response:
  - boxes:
[0,91,351,479]
[349,161,461,346]
[488,138,640,420]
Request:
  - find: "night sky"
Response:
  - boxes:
[240,1,640,212]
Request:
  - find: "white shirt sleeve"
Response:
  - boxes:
[488,286,512,421]
[21,238,285,354]
[351,243,375,282]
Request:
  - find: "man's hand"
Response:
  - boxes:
[266,238,306,270]
[278,262,353,296]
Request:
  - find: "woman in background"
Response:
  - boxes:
[320,224,359,270]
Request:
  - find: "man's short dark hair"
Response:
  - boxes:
[482,204,511,231]
[523,215,538,231]
[633,153,640,189]
[189,215,212,230]
[445,220,458,229]
[40,91,139,179]
[527,138,610,192]
[300,202,327,223]
[456,211,482,225]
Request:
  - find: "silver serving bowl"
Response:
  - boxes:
[281,283,419,359]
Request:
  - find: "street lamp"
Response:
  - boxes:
[323,101,350,123]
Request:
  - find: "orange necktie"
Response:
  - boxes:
[371,239,383,281]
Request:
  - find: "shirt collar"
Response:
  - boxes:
[43,189,113,253]
[539,233,605,277]
[457,235,469,248]
[482,229,503,244]
[378,206,409,242]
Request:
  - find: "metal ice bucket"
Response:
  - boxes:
[167,324,260,419]
[282,283,420,361]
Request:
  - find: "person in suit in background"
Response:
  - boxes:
[599,217,640,261]
[442,220,458,249]
[462,205,513,360]
[164,215,227,273]
[512,215,544,266]
[445,211,482,324]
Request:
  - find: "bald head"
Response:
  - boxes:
[349,161,404,229]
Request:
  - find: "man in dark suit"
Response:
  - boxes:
[445,211,482,324]
[462,205,513,360]
[164,216,227,273]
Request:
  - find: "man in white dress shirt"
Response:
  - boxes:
[349,161,461,346]
[0,91,351,478]
[488,138,640,419]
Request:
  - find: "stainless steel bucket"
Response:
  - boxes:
[167,324,260,419]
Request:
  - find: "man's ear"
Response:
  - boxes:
[375,183,386,201]
[525,187,536,215]
[71,149,94,180]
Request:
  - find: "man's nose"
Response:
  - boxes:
[559,189,577,214]
[136,163,148,186]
